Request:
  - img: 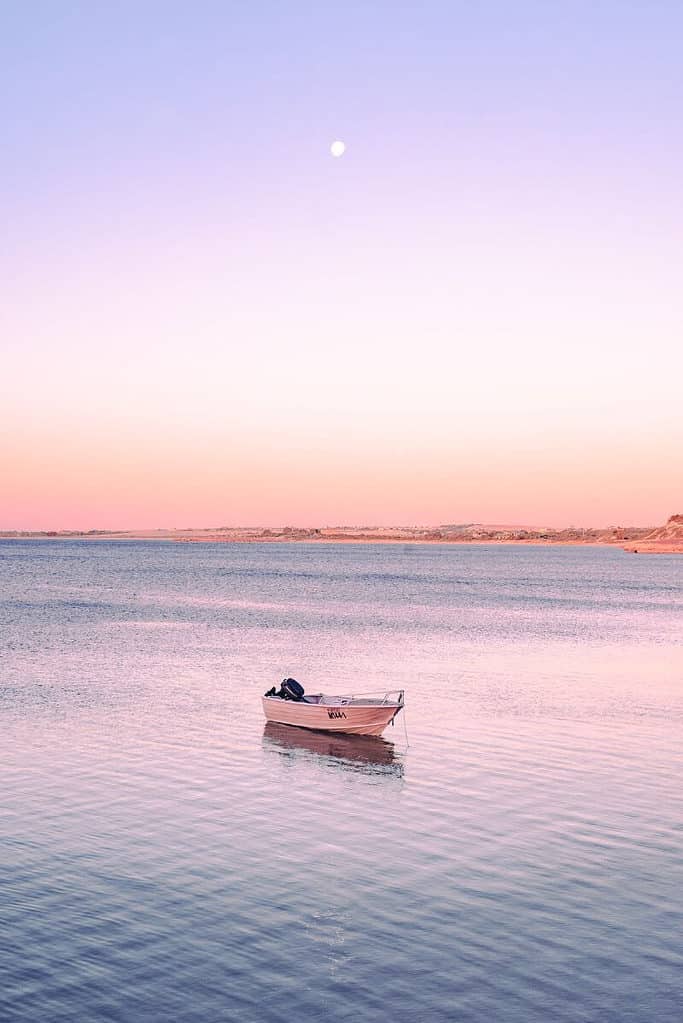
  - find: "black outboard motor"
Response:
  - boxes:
[280,677,305,701]
[264,678,306,700]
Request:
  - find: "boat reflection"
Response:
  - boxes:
[262,721,404,777]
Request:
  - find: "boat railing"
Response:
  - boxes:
[332,689,404,705]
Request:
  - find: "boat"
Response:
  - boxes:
[262,678,405,736]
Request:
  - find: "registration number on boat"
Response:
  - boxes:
[327,710,347,720]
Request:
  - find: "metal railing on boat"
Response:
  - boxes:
[328,689,404,704]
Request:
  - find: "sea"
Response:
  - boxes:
[1,540,681,1023]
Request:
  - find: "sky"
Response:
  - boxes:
[2,1,682,529]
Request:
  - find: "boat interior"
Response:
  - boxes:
[302,694,402,706]
[265,679,404,708]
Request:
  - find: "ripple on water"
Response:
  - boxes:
[1,541,681,1023]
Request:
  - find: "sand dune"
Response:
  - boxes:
[622,514,683,554]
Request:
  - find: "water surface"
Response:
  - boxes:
[1,541,681,1022]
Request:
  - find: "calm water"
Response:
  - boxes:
[1,540,681,1023]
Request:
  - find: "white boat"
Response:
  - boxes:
[262,678,405,736]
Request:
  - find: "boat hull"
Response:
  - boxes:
[262,696,402,736]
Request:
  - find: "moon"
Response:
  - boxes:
[330,140,346,157]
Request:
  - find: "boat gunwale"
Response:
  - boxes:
[262,691,404,709]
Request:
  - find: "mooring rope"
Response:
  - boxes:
[400,699,410,750]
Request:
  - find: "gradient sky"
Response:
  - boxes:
[2,1,682,529]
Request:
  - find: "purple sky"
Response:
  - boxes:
[2,2,682,528]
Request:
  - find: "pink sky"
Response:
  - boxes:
[2,4,682,530]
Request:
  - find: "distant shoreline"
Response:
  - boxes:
[1,519,681,554]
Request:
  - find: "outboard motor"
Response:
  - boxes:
[264,678,306,700]
[280,677,305,701]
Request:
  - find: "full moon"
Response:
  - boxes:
[330,140,346,157]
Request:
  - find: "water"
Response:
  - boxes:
[1,540,681,1022]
